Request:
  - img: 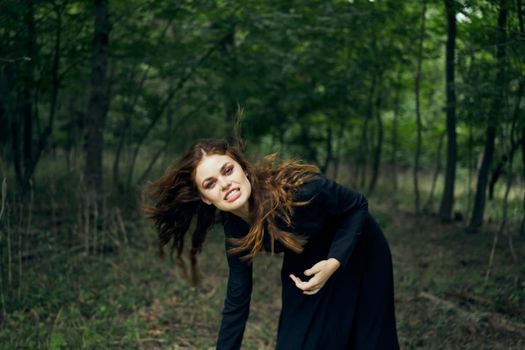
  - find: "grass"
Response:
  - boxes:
[1,200,523,349]
[0,159,524,349]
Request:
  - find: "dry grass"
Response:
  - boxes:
[0,162,524,349]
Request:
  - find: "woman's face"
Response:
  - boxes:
[194,153,252,214]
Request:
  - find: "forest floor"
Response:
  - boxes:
[0,194,524,349]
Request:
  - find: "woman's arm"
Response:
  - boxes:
[317,174,369,270]
[289,174,369,294]
[216,224,253,350]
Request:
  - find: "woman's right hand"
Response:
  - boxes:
[289,258,340,295]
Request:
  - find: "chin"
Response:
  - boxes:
[226,198,248,211]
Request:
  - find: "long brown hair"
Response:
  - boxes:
[143,139,320,286]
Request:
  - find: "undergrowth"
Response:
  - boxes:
[0,158,523,349]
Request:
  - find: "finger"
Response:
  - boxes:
[289,274,305,288]
[304,262,323,276]
[289,274,303,283]
[303,288,321,295]
[300,279,321,291]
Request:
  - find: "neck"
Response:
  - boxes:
[231,202,251,225]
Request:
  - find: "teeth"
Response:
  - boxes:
[226,189,239,200]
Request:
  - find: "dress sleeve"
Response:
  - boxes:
[216,220,253,350]
[309,173,369,270]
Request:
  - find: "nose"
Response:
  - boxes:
[218,177,231,190]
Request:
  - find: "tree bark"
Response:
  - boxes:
[487,77,522,201]
[22,0,35,182]
[368,73,384,196]
[321,125,333,174]
[391,71,402,191]
[220,28,239,142]
[423,131,445,214]
[520,127,525,236]
[414,1,427,213]
[85,0,111,194]
[11,115,22,185]
[439,0,457,222]
[22,1,62,194]
[358,74,376,190]
[333,120,345,180]
[469,1,508,231]
[517,0,524,34]
[515,0,525,236]
[358,117,370,189]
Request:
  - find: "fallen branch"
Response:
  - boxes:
[136,338,166,343]
[419,291,525,336]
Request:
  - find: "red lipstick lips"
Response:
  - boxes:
[224,187,241,202]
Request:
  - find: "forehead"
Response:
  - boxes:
[194,154,236,181]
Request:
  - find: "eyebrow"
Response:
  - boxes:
[202,162,230,186]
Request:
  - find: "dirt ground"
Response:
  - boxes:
[170,199,525,349]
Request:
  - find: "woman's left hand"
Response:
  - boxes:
[289,258,341,295]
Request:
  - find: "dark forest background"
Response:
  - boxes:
[0,0,524,349]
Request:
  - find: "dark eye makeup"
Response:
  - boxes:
[203,163,234,189]
[204,181,215,189]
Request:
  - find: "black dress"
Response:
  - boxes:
[216,173,399,350]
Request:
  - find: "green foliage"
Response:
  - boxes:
[1,0,523,190]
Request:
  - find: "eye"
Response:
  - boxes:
[205,180,216,189]
[224,165,234,175]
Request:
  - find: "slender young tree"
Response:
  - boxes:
[439,0,458,222]
[390,69,402,191]
[517,0,525,236]
[413,0,427,214]
[22,0,35,183]
[368,71,384,196]
[469,0,508,231]
[85,0,111,194]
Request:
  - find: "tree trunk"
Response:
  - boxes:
[487,77,522,201]
[22,2,62,194]
[85,0,111,194]
[520,127,525,236]
[221,28,238,142]
[358,74,376,189]
[299,121,318,165]
[517,0,524,34]
[469,1,508,231]
[466,110,474,223]
[368,73,384,196]
[11,116,22,185]
[368,107,383,197]
[391,71,402,191]
[515,0,524,236]
[414,1,427,214]
[358,118,369,189]
[22,0,35,183]
[321,125,333,174]
[112,64,153,192]
[333,120,345,180]
[439,0,457,222]
[470,126,497,230]
[424,131,446,214]
[489,138,521,200]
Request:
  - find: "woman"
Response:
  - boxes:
[145,138,399,350]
